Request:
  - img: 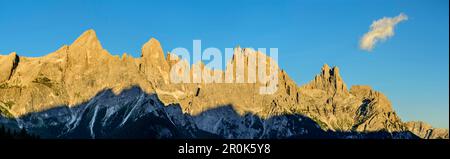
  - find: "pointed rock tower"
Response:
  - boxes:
[140,38,170,86]
[66,29,108,69]
[71,29,103,50]
[304,64,349,95]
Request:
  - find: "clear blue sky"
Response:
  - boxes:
[0,0,448,128]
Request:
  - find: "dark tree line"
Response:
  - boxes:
[0,124,39,139]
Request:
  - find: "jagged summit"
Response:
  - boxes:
[304,64,348,95]
[140,37,170,85]
[141,38,164,59]
[321,64,331,76]
[320,64,341,79]
[141,37,169,71]
[71,29,103,50]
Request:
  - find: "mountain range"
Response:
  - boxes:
[0,29,448,139]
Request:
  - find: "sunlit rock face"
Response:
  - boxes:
[0,29,447,139]
[405,121,449,139]
[0,52,19,83]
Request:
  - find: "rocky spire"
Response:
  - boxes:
[140,38,170,85]
[321,63,330,78]
[304,64,349,95]
[141,38,165,62]
[65,29,110,72]
[71,29,103,50]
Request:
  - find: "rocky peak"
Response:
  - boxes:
[71,29,103,50]
[141,38,166,63]
[223,47,280,84]
[304,64,348,95]
[321,64,331,77]
[139,38,170,86]
[63,29,114,76]
[321,64,341,78]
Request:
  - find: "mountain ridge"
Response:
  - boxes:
[0,29,447,139]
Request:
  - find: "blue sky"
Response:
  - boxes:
[0,0,448,128]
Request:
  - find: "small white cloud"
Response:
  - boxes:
[360,13,408,51]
